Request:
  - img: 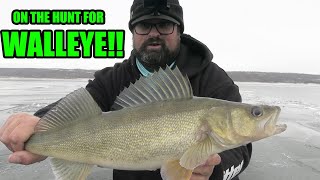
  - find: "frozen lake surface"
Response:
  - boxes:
[0,78,319,180]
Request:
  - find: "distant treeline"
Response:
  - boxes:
[227,71,320,84]
[0,68,95,79]
[0,68,320,84]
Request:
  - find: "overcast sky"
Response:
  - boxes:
[0,0,319,74]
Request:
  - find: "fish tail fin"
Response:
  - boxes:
[34,87,102,133]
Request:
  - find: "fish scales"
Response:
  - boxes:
[26,98,215,169]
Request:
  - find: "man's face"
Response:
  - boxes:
[132,19,180,70]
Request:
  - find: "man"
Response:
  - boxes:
[0,0,252,179]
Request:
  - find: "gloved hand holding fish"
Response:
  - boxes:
[22,66,287,180]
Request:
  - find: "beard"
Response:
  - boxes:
[133,37,180,71]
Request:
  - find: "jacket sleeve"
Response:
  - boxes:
[34,100,60,118]
[84,62,137,112]
[84,66,118,112]
[199,63,252,180]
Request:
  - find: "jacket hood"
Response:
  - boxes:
[176,34,213,77]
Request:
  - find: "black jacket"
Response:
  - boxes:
[34,34,252,180]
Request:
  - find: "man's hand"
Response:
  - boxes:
[0,113,47,165]
[190,154,221,180]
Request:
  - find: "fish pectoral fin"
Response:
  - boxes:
[50,158,93,180]
[160,160,193,180]
[180,135,217,170]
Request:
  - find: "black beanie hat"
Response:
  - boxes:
[129,0,184,33]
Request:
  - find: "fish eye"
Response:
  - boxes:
[251,106,263,117]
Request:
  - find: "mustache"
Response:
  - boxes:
[141,38,165,48]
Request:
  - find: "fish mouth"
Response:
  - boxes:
[263,106,287,135]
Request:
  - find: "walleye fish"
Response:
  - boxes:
[23,66,287,180]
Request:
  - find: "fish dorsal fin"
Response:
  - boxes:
[35,87,102,132]
[112,65,193,109]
